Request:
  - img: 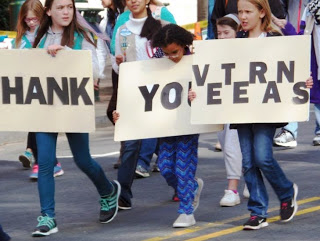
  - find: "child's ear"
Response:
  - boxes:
[46,7,51,17]
[259,9,266,19]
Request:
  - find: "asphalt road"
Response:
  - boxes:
[1,108,320,241]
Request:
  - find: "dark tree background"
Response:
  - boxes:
[0,0,10,30]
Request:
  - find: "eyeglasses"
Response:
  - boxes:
[24,17,39,23]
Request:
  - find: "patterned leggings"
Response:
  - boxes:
[158,134,199,214]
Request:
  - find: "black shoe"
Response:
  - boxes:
[118,198,132,210]
[280,183,298,222]
[99,180,121,223]
[243,216,268,230]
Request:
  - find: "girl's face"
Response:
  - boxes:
[217,24,236,39]
[101,0,112,8]
[47,0,74,31]
[126,0,149,18]
[238,0,265,33]
[25,10,39,32]
[162,43,185,63]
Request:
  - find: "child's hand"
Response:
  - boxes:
[116,55,124,66]
[113,110,120,123]
[305,76,313,89]
[47,44,64,57]
[271,15,287,29]
[188,89,196,102]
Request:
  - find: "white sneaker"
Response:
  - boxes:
[172,214,196,228]
[193,178,204,212]
[273,129,297,148]
[243,184,250,199]
[220,190,240,207]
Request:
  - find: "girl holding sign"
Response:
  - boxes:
[234,0,312,230]
[151,24,204,228]
[13,0,65,180]
[30,0,121,237]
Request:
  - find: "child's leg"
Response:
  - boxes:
[252,124,294,202]
[66,133,114,196]
[237,124,269,218]
[176,135,199,215]
[158,137,177,190]
[36,132,58,218]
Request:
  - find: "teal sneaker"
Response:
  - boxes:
[99,180,121,223]
[19,151,33,169]
[32,215,58,237]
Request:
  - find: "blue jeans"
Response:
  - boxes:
[283,122,298,139]
[36,133,113,218]
[137,138,157,171]
[117,140,140,206]
[237,124,294,218]
[314,104,320,135]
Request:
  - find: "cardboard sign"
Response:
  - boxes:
[191,35,311,124]
[0,49,95,132]
[114,55,222,141]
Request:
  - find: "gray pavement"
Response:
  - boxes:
[1,76,320,240]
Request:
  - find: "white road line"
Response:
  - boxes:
[57,151,120,159]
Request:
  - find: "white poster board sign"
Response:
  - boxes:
[0,49,95,132]
[191,35,311,124]
[115,55,222,141]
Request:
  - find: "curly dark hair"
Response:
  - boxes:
[151,24,194,48]
[107,0,125,28]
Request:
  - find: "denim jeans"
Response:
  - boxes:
[283,122,298,139]
[237,124,294,218]
[137,138,157,171]
[314,104,320,135]
[117,140,140,206]
[36,132,113,218]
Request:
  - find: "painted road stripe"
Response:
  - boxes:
[57,151,119,159]
[185,205,320,241]
[143,197,320,241]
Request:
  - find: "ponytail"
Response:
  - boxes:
[140,5,162,40]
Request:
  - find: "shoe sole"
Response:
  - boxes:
[243,222,268,230]
[273,141,297,148]
[54,170,64,177]
[173,220,196,228]
[19,155,31,168]
[29,175,38,180]
[313,141,320,146]
[100,180,121,224]
[220,200,241,207]
[32,227,58,237]
[118,205,132,210]
[281,183,298,222]
[135,170,150,178]
[193,178,204,212]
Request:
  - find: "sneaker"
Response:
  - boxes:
[53,162,64,177]
[280,183,298,222]
[32,215,58,237]
[118,198,132,210]
[273,129,297,148]
[19,151,33,168]
[243,216,268,230]
[220,190,241,207]
[135,165,150,178]
[99,180,121,223]
[313,134,320,146]
[193,178,204,212]
[151,163,160,172]
[173,214,196,228]
[214,142,222,151]
[243,184,250,199]
[172,191,179,202]
[29,164,39,180]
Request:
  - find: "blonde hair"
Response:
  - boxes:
[238,0,282,34]
[15,0,44,48]
[150,0,163,6]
